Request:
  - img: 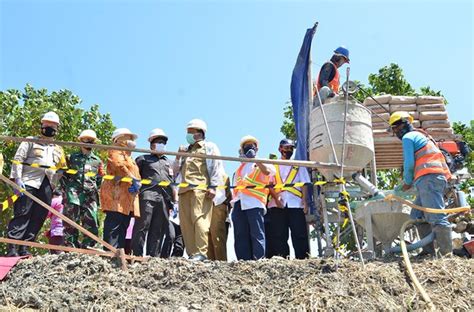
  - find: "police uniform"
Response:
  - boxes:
[61,151,103,248]
[7,137,66,254]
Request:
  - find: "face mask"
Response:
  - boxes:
[282,150,293,159]
[126,140,136,148]
[243,146,257,158]
[41,127,57,137]
[153,143,166,153]
[395,123,413,140]
[186,133,196,145]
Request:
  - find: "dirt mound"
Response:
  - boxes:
[1,254,473,311]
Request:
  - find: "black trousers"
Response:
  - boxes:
[103,211,131,249]
[131,198,169,257]
[265,207,309,259]
[161,221,185,258]
[7,178,53,242]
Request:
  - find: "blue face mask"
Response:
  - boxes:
[186,133,196,145]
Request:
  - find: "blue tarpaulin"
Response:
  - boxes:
[290,24,317,161]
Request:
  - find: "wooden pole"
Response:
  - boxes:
[0,135,360,171]
[0,174,117,253]
[0,237,148,262]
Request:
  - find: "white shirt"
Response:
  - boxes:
[267,165,310,209]
[231,162,275,210]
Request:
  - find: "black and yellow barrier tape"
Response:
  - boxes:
[1,160,347,210]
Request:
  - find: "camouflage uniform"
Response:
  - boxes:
[61,151,103,248]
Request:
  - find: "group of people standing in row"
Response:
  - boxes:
[4,112,311,261]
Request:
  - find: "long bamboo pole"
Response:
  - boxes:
[0,174,117,253]
[0,135,359,171]
[0,237,148,262]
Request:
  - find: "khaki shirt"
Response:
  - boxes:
[179,141,209,194]
[10,137,66,189]
[0,153,4,174]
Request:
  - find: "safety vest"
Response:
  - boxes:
[414,140,452,182]
[316,61,340,94]
[273,165,303,198]
[233,163,271,205]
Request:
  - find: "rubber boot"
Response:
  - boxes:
[6,244,19,257]
[433,225,453,256]
[18,245,32,257]
[417,223,435,256]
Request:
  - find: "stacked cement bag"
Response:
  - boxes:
[362,95,454,169]
[363,95,453,140]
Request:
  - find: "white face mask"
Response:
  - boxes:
[153,143,166,153]
[126,140,136,149]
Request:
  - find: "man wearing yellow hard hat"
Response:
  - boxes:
[389,111,453,256]
[231,135,276,260]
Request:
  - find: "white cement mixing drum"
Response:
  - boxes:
[309,98,374,180]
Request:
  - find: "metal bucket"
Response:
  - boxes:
[309,98,374,180]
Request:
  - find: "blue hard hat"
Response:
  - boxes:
[334,46,350,63]
[279,138,295,147]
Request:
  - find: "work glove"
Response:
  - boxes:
[393,184,411,197]
[128,179,141,194]
[14,178,26,197]
[171,202,179,219]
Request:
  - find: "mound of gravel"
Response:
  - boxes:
[1,253,473,311]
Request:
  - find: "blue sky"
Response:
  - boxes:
[1,0,473,176]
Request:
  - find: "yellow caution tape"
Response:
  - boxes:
[2,194,19,211]
[4,160,347,198]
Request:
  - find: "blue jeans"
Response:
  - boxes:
[411,174,449,226]
[231,201,265,260]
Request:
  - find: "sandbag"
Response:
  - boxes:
[421,120,451,128]
[364,95,392,105]
[372,113,390,124]
[372,122,389,129]
[419,111,448,121]
[390,104,417,112]
[416,96,445,105]
[373,129,391,137]
[412,120,421,128]
[389,96,417,104]
[408,111,419,120]
[365,104,390,114]
[426,127,454,135]
[417,103,446,112]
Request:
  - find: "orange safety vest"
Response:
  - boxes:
[233,163,271,205]
[414,140,452,182]
[273,165,303,198]
[316,61,340,94]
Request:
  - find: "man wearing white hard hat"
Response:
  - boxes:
[100,128,141,249]
[61,129,104,248]
[231,135,276,260]
[6,111,66,256]
[174,119,225,261]
[131,128,176,257]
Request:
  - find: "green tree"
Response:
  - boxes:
[0,84,116,254]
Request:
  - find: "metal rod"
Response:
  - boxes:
[357,86,391,114]
[0,135,359,171]
[312,70,339,165]
[337,67,365,268]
